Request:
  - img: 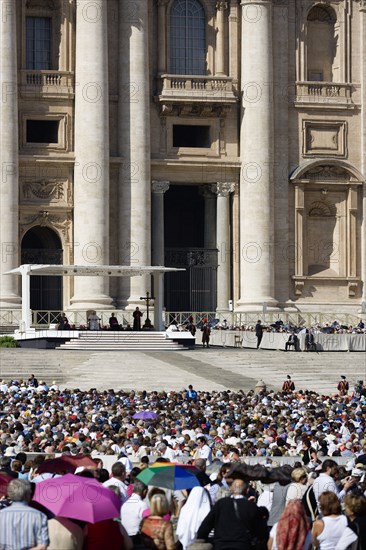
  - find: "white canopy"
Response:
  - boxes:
[6,264,184,331]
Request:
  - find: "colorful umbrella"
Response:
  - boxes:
[32,473,121,523]
[0,473,12,498]
[137,462,200,490]
[132,411,158,420]
[37,454,96,475]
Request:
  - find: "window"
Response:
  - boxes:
[26,16,52,70]
[173,125,210,148]
[306,5,337,82]
[170,0,206,75]
[26,120,59,143]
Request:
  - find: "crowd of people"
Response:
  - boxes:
[2,376,366,548]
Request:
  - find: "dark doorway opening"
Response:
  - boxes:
[21,226,63,319]
[164,185,217,311]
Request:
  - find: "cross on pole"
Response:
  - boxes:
[140,291,155,329]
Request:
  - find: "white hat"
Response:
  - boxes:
[4,447,16,457]
[351,468,364,477]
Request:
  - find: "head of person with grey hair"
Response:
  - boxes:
[133,479,148,497]
[7,479,32,502]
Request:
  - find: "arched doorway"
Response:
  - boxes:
[21,226,63,315]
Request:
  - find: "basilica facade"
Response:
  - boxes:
[1,0,365,320]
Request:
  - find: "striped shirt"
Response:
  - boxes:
[0,501,49,550]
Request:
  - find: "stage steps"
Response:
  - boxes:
[57,331,187,351]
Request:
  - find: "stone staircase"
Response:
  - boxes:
[56,331,186,351]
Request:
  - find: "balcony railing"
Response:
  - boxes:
[294,81,354,107]
[20,70,74,99]
[156,74,237,103]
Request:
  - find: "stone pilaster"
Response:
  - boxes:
[157,0,169,74]
[71,0,112,308]
[212,182,235,312]
[237,0,277,310]
[360,0,366,307]
[0,1,21,308]
[151,181,169,266]
[215,1,228,76]
[118,0,151,307]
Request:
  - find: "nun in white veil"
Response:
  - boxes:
[176,486,212,550]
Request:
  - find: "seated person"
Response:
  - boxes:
[58,313,70,330]
[109,313,119,331]
[285,332,299,351]
[305,329,316,351]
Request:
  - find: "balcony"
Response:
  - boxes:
[294,81,356,109]
[155,74,238,116]
[19,70,74,100]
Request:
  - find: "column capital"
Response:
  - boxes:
[216,1,228,11]
[199,186,216,200]
[152,180,170,194]
[212,182,236,197]
[360,0,366,12]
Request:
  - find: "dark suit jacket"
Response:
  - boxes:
[197,496,267,550]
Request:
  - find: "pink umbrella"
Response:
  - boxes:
[32,474,121,523]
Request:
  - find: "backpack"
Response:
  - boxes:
[301,485,318,522]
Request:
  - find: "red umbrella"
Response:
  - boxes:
[0,473,13,498]
[32,474,121,523]
[37,454,96,475]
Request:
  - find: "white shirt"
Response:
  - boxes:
[120,494,149,536]
[312,473,346,505]
[194,444,212,465]
[103,477,128,503]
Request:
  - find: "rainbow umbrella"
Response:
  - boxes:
[137,462,200,490]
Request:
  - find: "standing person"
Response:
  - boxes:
[0,479,49,550]
[282,375,295,393]
[197,479,268,550]
[140,493,175,550]
[338,375,349,396]
[312,459,354,505]
[28,373,38,388]
[312,491,356,549]
[120,480,149,545]
[132,307,143,331]
[177,486,212,550]
[201,318,211,348]
[88,311,101,331]
[342,493,366,550]
[255,320,263,349]
[268,500,312,550]
[194,437,213,465]
[185,384,198,401]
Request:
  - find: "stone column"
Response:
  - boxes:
[212,182,235,312]
[151,181,169,266]
[0,1,21,308]
[71,0,112,309]
[199,186,216,249]
[215,1,227,76]
[360,1,366,308]
[237,0,277,310]
[118,0,151,308]
[157,0,168,74]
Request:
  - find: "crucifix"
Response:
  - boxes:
[140,291,155,329]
